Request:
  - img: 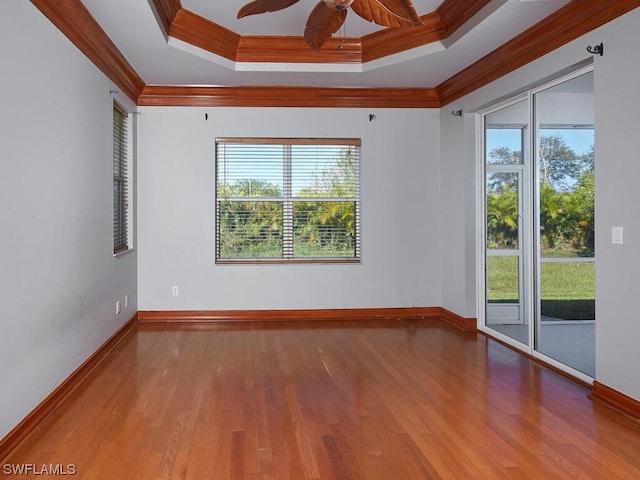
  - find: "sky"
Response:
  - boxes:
[487,127,594,157]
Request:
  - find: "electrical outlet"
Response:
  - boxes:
[124,295,129,308]
[116,300,121,315]
[172,285,179,296]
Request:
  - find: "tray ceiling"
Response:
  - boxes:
[79,0,571,88]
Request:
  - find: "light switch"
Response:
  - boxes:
[612,226,624,245]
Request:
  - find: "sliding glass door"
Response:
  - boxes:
[482,68,595,379]
[484,99,530,346]
[533,73,595,377]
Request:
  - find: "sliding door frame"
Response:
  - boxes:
[476,65,595,384]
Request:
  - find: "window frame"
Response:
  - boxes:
[215,137,361,264]
[113,102,130,255]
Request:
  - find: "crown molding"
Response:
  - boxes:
[138,85,440,108]
[31,0,640,109]
[169,9,240,62]
[148,0,181,36]
[30,0,145,102]
[437,0,640,106]
[236,36,363,64]
[436,0,492,37]
[361,12,444,63]
[156,0,490,66]
[169,9,444,64]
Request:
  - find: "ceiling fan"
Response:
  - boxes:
[237,0,425,51]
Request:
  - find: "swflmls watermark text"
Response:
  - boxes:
[2,464,76,476]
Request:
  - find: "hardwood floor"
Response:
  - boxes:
[4,319,640,479]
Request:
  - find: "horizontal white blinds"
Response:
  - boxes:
[113,104,128,254]
[216,138,361,262]
[217,142,284,198]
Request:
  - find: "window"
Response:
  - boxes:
[113,103,129,254]
[215,138,361,263]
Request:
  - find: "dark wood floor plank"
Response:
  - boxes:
[4,319,640,479]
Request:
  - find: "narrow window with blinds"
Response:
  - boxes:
[215,138,361,263]
[113,103,129,254]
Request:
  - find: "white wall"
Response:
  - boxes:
[592,12,640,401]
[0,2,137,438]
[439,7,640,400]
[439,110,468,316]
[137,107,441,310]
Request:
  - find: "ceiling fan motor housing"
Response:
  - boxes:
[323,0,356,11]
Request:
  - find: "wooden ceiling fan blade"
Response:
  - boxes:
[304,2,347,51]
[237,0,301,19]
[351,0,424,27]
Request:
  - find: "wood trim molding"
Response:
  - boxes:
[440,308,477,331]
[29,0,145,102]
[138,85,440,108]
[138,307,441,323]
[236,36,363,64]
[361,12,443,63]
[437,0,640,106]
[140,0,640,108]
[169,9,240,62]
[33,0,640,110]
[137,307,477,332]
[157,0,488,65]
[148,0,181,36]
[436,0,492,37]
[590,381,640,423]
[0,314,139,462]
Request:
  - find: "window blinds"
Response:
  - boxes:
[113,104,128,254]
[215,138,361,263]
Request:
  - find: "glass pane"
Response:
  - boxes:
[293,201,355,258]
[485,100,527,165]
[217,143,284,197]
[535,71,595,377]
[486,129,524,164]
[487,256,519,303]
[486,172,519,250]
[486,253,528,345]
[539,261,595,319]
[218,201,282,258]
[292,145,358,198]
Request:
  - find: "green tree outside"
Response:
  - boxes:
[486,136,594,256]
[217,147,358,259]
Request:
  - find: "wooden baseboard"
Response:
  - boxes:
[0,314,139,462]
[440,308,477,331]
[590,381,640,423]
[138,307,441,323]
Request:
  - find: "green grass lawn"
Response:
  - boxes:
[539,261,595,300]
[487,255,595,319]
[487,256,595,301]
